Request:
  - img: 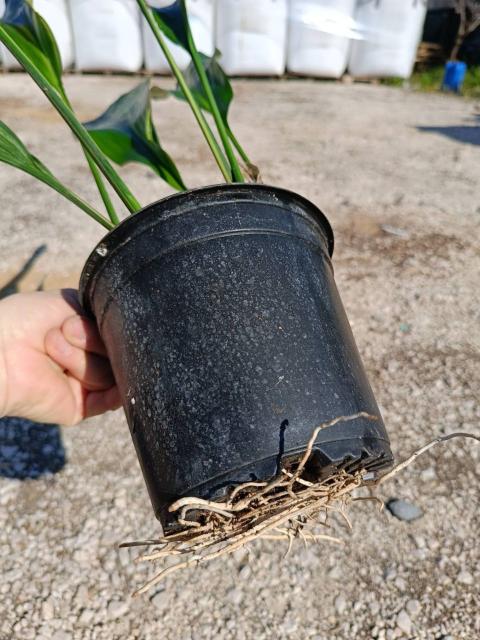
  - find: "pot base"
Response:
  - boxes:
[160,433,393,528]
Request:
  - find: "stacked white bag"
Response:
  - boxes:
[287,0,356,78]
[0,0,74,69]
[35,0,74,67]
[348,0,427,79]
[216,0,288,76]
[143,0,215,73]
[69,0,143,72]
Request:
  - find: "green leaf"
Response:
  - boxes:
[84,80,186,191]
[170,50,233,122]
[0,0,64,94]
[150,0,189,50]
[1,2,124,224]
[0,119,57,182]
[0,121,113,229]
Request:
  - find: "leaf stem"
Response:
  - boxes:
[39,172,114,230]
[84,153,120,224]
[185,28,244,182]
[226,125,250,165]
[50,182,114,231]
[0,24,141,215]
[52,43,120,223]
[136,0,232,183]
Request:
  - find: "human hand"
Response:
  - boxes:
[0,289,121,426]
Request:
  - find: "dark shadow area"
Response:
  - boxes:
[0,244,47,299]
[0,417,66,479]
[417,116,480,147]
[0,244,66,479]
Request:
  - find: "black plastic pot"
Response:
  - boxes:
[80,184,393,528]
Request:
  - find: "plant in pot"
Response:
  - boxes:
[442,0,480,92]
[1,0,393,588]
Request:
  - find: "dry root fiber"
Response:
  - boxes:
[121,413,479,596]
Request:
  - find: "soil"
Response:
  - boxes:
[0,75,479,639]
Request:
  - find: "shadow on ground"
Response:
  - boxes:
[0,244,66,479]
[0,244,47,299]
[0,417,66,479]
[417,115,480,146]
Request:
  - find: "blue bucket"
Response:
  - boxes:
[442,61,467,93]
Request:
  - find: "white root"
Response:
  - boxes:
[374,432,480,487]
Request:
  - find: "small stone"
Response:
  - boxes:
[226,587,243,606]
[384,567,397,581]
[279,618,297,634]
[150,589,169,611]
[406,599,421,617]
[414,535,426,549]
[52,632,72,640]
[394,577,407,591]
[78,609,94,626]
[41,599,55,621]
[396,610,412,635]
[114,620,131,637]
[328,565,343,580]
[334,594,347,615]
[75,585,90,607]
[369,601,380,616]
[238,564,251,579]
[457,570,474,586]
[386,499,423,522]
[420,467,436,481]
[107,600,128,619]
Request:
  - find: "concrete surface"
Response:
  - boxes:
[0,75,479,639]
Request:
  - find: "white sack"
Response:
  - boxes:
[216,0,288,76]
[348,0,427,79]
[70,0,143,72]
[287,0,356,78]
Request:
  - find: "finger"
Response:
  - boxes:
[85,385,122,420]
[45,328,115,391]
[62,315,107,357]
[65,377,121,424]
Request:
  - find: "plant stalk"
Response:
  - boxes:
[0,24,141,214]
[185,28,244,182]
[53,188,114,231]
[58,84,119,224]
[84,153,120,224]
[40,175,114,230]
[136,0,232,183]
[226,126,250,165]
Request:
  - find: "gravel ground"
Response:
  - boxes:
[0,75,479,640]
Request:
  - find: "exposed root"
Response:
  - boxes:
[120,416,479,596]
[372,432,480,487]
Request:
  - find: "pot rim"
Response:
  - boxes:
[79,183,334,312]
